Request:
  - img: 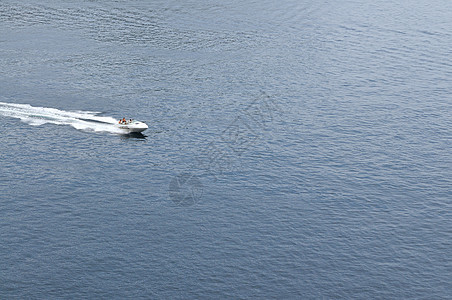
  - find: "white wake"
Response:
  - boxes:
[0,101,124,134]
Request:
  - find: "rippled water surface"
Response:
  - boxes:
[1,0,451,298]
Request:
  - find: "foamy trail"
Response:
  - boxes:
[0,101,124,134]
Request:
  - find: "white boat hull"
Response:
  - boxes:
[116,121,148,133]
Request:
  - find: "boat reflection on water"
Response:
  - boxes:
[120,132,147,140]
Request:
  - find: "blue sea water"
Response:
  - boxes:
[0,0,451,298]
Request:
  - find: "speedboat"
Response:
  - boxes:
[116,119,148,133]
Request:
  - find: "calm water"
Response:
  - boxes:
[1,0,451,298]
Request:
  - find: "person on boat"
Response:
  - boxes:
[122,117,126,124]
[129,119,133,123]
